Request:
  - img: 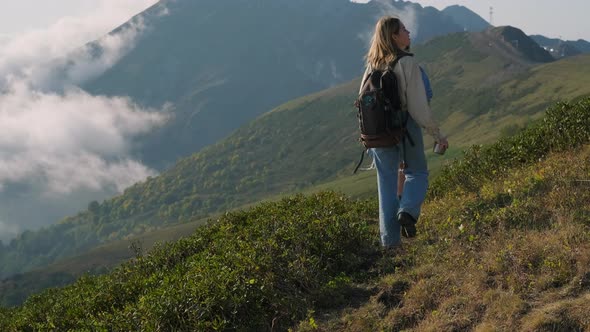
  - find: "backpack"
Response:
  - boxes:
[353,55,412,173]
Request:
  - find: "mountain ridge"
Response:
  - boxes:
[530,34,590,58]
[441,4,491,32]
[488,26,554,63]
[82,0,467,169]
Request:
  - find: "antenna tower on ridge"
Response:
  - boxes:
[489,6,494,26]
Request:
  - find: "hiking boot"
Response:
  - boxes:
[399,212,417,238]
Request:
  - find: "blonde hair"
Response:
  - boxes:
[365,16,403,69]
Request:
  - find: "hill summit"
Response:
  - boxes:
[488,26,554,63]
[441,5,491,32]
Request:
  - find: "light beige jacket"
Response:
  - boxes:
[360,56,446,141]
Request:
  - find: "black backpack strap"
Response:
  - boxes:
[353,148,366,174]
[400,107,415,169]
[401,112,415,146]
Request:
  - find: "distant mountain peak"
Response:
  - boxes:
[441,4,490,32]
[488,26,554,63]
[530,34,590,58]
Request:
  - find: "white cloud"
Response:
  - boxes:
[30,18,148,91]
[357,1,419,47]
[0,1,167,195]
[0,0,162,90]
[0,84,167,194]
[374,0,419,38]
[0,0,168,238]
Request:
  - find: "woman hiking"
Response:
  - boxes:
[360,16,448,249]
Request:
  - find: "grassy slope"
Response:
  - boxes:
[297,144,590,332]
[499,54,590,110]
[1,99,589,330]
[0,218,207,306]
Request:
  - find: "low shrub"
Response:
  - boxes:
[1,192,378,331]
[430,98,590,197]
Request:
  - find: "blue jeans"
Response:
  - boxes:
[369,116,428,247]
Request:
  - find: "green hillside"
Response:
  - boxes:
[2,31,589,282]
[1,98,589,331]
[0,218,207,307]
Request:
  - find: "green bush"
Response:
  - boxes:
[0,192,378,331]
[430,98,590,197]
